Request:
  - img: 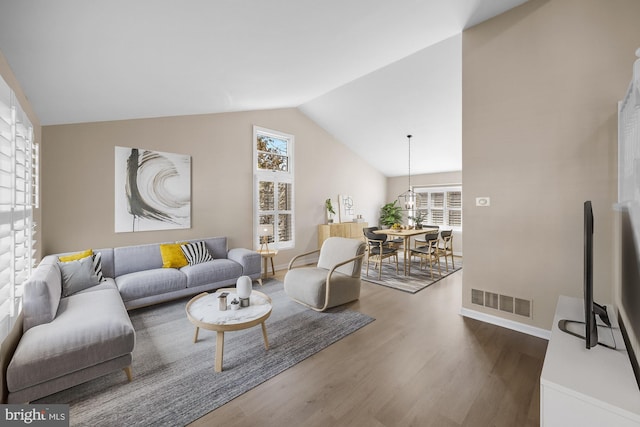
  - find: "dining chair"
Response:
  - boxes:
[437,230,454,271]
[363,226,402,248]
[410,233,440,278]
[386,235,404,249]
[363,228,399,280]
[413,226,439,248]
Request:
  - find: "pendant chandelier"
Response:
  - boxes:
[397,134,423,211]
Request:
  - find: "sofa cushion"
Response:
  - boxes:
[47,248,114,279]
[73,277,118,295]
[7,287,135,393]
[22,263,62,333]
[115,268,187,302]
[92,252,105,282]
[58,249,93,262]
[185,236,228,259]
[58,255,101,297]
[93,248,114,279]
[159,243,188,268]
[56,250,106,284]
[181,241,213,265]
[181,259,242,288]
[114,243,163,277]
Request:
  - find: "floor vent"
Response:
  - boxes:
[471,289,532,318]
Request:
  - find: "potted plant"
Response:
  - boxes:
[408,210,427,229]
[379,201,403,228]
[325,198,336,224]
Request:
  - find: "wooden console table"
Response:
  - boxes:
[318,222,367,248]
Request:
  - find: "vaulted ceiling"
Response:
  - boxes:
[0,0,528,176]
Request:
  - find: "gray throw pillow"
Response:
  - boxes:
[58,255,100,297]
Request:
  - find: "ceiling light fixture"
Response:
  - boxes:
[398,134,422,211]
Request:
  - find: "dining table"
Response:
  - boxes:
[373,227,439,276]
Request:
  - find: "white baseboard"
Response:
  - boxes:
[460,307,551,340]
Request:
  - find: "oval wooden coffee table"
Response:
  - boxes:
[185,288,272,372]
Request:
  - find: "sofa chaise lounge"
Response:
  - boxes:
[1,236,262,403]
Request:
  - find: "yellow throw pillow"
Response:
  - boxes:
[58,249,93,262]
[160,243,188,268]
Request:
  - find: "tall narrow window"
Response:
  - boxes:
[0,75,38,339]
[415,186,462,229]
[254,126,294,250]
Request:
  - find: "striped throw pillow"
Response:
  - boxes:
[181,241,213,266]
[92,252,105,282]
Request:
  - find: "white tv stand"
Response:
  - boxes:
[540,296,640,426]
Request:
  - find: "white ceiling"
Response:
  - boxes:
[300,34,463,176]
[0,0,528,176]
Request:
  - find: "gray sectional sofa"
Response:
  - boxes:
[2,236,262,403]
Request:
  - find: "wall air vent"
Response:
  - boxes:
[470,289,532,318]
[485,292,499,310]
[500,295,514,313]
[515,298,532,317]
[471,289,484,305]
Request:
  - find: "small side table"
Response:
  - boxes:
[257,249,278,279]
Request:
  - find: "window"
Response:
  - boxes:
[0,75,38,339]
[415,186,462,229]
[253,126,294,250]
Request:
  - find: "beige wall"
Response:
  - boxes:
[462,0,640,329]
[0,50,42,259]
[387,171,462,205]
[41,108,387,268]
[387,170,463,253]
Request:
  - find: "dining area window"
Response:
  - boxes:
[415,186,462,229]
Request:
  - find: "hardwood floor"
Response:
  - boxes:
[189,265,548,427]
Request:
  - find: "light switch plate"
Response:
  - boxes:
[476,197,490,207]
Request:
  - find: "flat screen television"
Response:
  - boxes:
[559,201,610,347]
[583,201,610,348]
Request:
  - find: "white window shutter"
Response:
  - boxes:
[0,75,38,340]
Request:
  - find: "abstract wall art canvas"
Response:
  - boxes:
[115,146,191,233]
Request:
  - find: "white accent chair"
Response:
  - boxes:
[284,237,366,311]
